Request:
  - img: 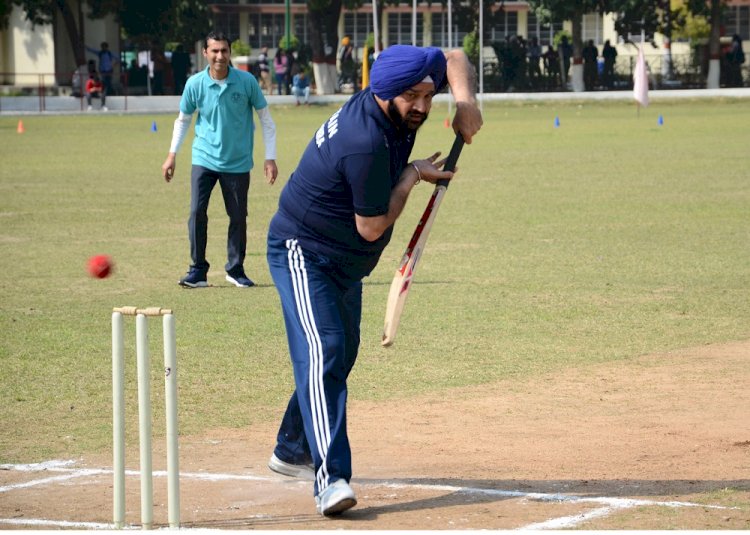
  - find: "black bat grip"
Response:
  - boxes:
[437,133,465,187]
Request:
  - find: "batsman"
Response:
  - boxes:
[265,45,483,516]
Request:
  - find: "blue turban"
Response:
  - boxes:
[370,45,447,100]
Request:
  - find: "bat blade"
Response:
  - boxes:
[382,134,465,347]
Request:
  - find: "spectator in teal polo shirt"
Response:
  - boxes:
[161,31,279,288]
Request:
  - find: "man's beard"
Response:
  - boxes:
[387,100,428,132]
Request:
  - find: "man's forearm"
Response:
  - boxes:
[257,107,277,160]
[445,49,477,103]
[355,166,421,242]
[169,111,192,154]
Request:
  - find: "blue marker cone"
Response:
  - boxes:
[151,121,157,132]
[554,116,560,128]
[657,114,664,126]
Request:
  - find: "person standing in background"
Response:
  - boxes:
[273,48,288,95]
[582,39,599,91]
[602,40,618,89]
[87,41,118,97]
[171,44,192,95]
[257,46,272,94]
[161,31,279,289]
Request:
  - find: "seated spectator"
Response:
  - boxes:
[86,73,107,111]
[292,71,311,105]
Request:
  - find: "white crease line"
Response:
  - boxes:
[521,505,627,530]
[376,481,731,510]
[2,462,735,510]
[0,461,735,532]
[0,468,110,493]
[0,462,285,492]
[0,518,116,529]
[0,459,77,471]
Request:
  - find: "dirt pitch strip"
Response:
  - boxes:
[1,341,748,530]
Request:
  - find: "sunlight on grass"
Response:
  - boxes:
[1,98,749,461]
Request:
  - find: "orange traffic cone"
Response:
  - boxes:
[444,117,450,128]
[17,120,25,134]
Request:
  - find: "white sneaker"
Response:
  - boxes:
[87,105,93,111]
[315,479,357,516]
[267,453,315,480]
[102,106,109,111]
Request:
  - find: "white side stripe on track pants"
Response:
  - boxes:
[286,239,331,491]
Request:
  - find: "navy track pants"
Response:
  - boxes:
[267,237,362,496]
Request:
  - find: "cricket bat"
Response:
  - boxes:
[381,133,465,347]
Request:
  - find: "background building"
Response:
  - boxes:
[1,0,748,93]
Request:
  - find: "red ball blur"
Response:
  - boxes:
[87,254,114,279]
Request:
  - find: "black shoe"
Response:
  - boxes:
[178,270,207,288]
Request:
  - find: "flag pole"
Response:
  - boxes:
[447,0,453,126]
[638,24,645,118]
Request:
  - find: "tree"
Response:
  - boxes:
[667,0,724,87]
[610,0,684,80]
[118,0,207,48]
[701,0,723,88]
[168,0,210,49]
[444,0,505,39]
[307,0,342,94]
[527,0,608,91]
[4,0,115,66]
[5,0,208,72]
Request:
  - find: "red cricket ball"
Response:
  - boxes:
[87,254,114,279]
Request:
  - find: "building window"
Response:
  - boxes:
[527,12,563,46]
[490,11,518,41]
[388,12,424,46]
[247,12,306,50]
[725,5,750,40]
[343,11,373,47]
[582,12,603,44]
[432,12,466,48]
[248,13,285,49]
[212,11,240,42]
[294,14,308,45]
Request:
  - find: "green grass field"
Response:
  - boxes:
[1,98,749,463]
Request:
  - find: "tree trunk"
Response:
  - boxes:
[570,10,584,92]
[661,0,673,80]
[308,0,341,94]
[56,0,85,67]
[706,0,721,88]
[312,63,339,95]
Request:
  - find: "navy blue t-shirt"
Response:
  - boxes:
[269,89,416,281]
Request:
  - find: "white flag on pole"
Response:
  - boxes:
[633,46,649,107]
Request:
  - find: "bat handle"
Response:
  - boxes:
[437,133,465,187]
